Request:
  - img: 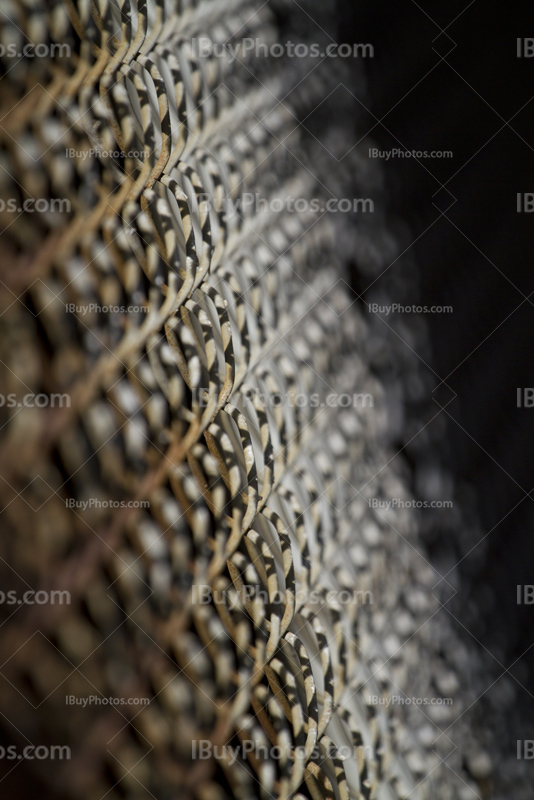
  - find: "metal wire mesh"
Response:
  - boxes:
[0,2,498,799]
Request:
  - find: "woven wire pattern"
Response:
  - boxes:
[0,2,491,799]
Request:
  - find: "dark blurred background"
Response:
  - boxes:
[335,1,534,689]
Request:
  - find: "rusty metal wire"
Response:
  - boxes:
[0,2,495,799]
